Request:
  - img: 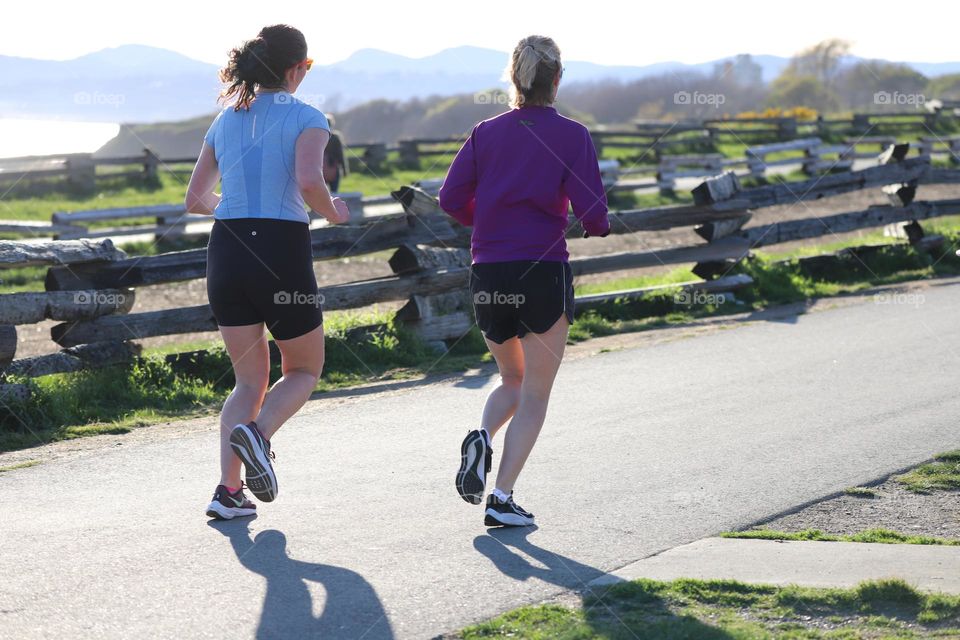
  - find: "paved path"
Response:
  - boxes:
[3,280,960,638]
[591,537,960,593]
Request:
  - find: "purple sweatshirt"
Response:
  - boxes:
[438,105,609,263]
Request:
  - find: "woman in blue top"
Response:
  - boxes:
[185,24,350,520]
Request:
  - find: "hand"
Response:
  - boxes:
[329,197,352,224]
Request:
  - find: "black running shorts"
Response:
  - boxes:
[469,260,574,344]
[206,218,323,341]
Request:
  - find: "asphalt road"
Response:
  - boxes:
[3,279,959,639]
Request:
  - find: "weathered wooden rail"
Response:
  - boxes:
[0,144,958,401]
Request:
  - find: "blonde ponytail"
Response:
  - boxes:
[505,36,562,108]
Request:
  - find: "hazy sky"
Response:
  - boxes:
[4,0,956,65]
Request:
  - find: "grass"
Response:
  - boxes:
[0,308,490,452]
[5,186,960,450]
[895,451,960,493]
[0,174,188,222]
[460,577,960,639]
[0,459,41,473]
[7,221,960,452]
[844,486,879,498]
[0,163,442,224]
[721,528,960,547]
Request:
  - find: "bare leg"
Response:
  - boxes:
[218,324,270,488]
[254,324,325,440]
[494,316,568,493]
[480,337,525,439]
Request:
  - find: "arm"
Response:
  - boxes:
[563,128,610,238]
[296,128,350,224]
[184,142,221,215]
[438,128,478,226]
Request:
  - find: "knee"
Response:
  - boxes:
[520,376,554,403]
[283,360,324,383]
[234,376,269,397]
[500,371,524,391]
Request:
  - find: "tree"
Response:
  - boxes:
[787,39,852,87]
[836,61,927,110]
[766,74,839,112]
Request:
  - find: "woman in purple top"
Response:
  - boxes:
[442,35,610,527]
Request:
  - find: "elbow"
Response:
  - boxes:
[437,187,463,217]
[298,171,326,194]
[184,191,208,215]
[437,193,452,215]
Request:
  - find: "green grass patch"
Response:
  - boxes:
[844,486,878,498]
[721,528,960,546]
[0,459,42,473]
[0,309,490,452]
[0,174,189,222]
[461,577,960,638]
[895,450,960,493]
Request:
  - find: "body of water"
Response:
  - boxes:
[0,118,120,159]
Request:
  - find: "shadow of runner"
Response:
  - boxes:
[474,526,734,639]
[209,518,394,639]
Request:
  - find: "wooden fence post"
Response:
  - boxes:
[143,148,160,183]
[66,153,95,190]
[851,114,871,135]
[0,324,17,370]
[398,140,419,169]
[777,117,797,140]
[656,158,676,193]
[389,244,473,351]
[363,143,387,172]
[690,172,752,279]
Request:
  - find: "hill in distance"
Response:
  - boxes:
[5,44,960,124]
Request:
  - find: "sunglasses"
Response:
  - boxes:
[301,57,313,71]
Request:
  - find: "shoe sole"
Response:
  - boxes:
[455,431,487,504]
[230,424,278,502]
[205,501,256,520]
[484,509,535,527]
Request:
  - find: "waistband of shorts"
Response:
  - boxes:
[213,217,309,229]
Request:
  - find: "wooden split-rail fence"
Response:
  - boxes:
[0,142,958,403]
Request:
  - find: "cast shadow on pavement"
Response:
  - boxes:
[209,518,394,640]
[473,525,734,638]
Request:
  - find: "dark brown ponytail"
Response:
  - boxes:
[219,24,308,111]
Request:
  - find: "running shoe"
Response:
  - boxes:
[456,429,491,504]
[229,422,278,502]
[205,484,256,520]
[484,491,535,527]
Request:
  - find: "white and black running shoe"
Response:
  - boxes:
[484,492,535,527]
[205,484,257,520]
[456,429,491,504]
[229,422,278,502]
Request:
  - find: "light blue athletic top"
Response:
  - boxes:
[204,90,330,222]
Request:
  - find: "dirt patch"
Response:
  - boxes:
[745,472,960,540]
